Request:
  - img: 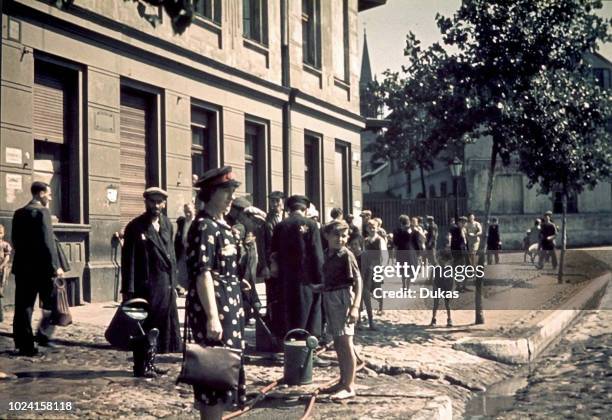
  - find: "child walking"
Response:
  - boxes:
[430,252,455,328]
[319,220,363,400]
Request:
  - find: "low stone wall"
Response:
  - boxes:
[486,212,612,250]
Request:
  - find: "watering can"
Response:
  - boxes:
[283,329,319,385]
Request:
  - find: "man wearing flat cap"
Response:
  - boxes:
[262,191,286,340]
[270,194,325,340]
[121,187,182,355]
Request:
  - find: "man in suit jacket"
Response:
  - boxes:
[12,181,64,356]
[262,191,285,340]
[121,187,181,355]
[271,195,324,339]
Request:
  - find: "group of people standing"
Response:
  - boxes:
[6,171,562,420]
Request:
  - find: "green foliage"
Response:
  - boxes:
[371,0,611,184]
[516,67,611,195]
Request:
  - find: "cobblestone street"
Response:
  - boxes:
[497,255,612,420]
[0,251,609,419]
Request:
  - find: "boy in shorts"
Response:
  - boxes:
[318,220,362,400]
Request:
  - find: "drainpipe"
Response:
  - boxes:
[283,88,298,196]
[281,0,294,195]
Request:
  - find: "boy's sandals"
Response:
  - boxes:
[330,388,356,400]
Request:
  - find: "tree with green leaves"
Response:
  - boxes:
[515,67,611,283]
[371,0,610,323]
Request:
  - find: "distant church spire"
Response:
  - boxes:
[360,28,376,118]
[360,28,373,88]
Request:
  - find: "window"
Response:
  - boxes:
[243,0,268,45]
[245,120,267,209]
[304,134,321,211]
[120,87,160,226]
[335,142,350,216]
[194,0,221,23]
[440,181,447,197]
[429,184,437,198]
[191,105,218,180]
[553,191,578,214]
[302,0,321,68]
[32,59,80,223]
[332,0,349,80]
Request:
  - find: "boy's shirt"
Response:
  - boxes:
[322,246,360,292]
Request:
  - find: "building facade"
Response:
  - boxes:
[1,0,385,305]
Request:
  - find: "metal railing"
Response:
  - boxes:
[364,197,468,227]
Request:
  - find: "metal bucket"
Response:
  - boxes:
[283,329,318,385]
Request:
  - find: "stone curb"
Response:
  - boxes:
[452,272,610,364]
[409,395,453,420]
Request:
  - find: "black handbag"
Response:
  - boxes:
[176,310,241,391]
[50,277,72,326]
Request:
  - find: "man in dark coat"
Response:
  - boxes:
[121,187,182,354]
[263,191,285,339]
[393,215,412,289]
[12,181,64,356]
[271,195,324,339]
[537,211,558,270]
[487,217,502,265]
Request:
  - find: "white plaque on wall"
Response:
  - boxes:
[5,147,22,165]
[6,173,23,203]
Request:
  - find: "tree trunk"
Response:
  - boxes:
[419,164,427,198]
[475,139,499,325]
[557,192,567,284]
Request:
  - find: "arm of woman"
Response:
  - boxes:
[196,270,223,342]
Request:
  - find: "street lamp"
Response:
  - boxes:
[449,157,463,221]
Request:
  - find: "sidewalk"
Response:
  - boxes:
[0,250,609,419]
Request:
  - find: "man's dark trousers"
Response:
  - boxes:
[13,276,55,352]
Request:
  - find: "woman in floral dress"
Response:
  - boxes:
[185,166,245,420]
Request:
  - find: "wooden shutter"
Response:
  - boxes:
[120,92,148,227]
[33,72,65,143]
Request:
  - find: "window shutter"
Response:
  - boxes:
[120,92,148,227]
[33,72,65,144]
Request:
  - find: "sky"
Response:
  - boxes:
[359,0,612,79]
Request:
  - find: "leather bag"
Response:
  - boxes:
[176,342,242,390]
[176,297,241,390]
[50,277,73,326]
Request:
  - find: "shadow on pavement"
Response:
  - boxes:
[14,369,132,379]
